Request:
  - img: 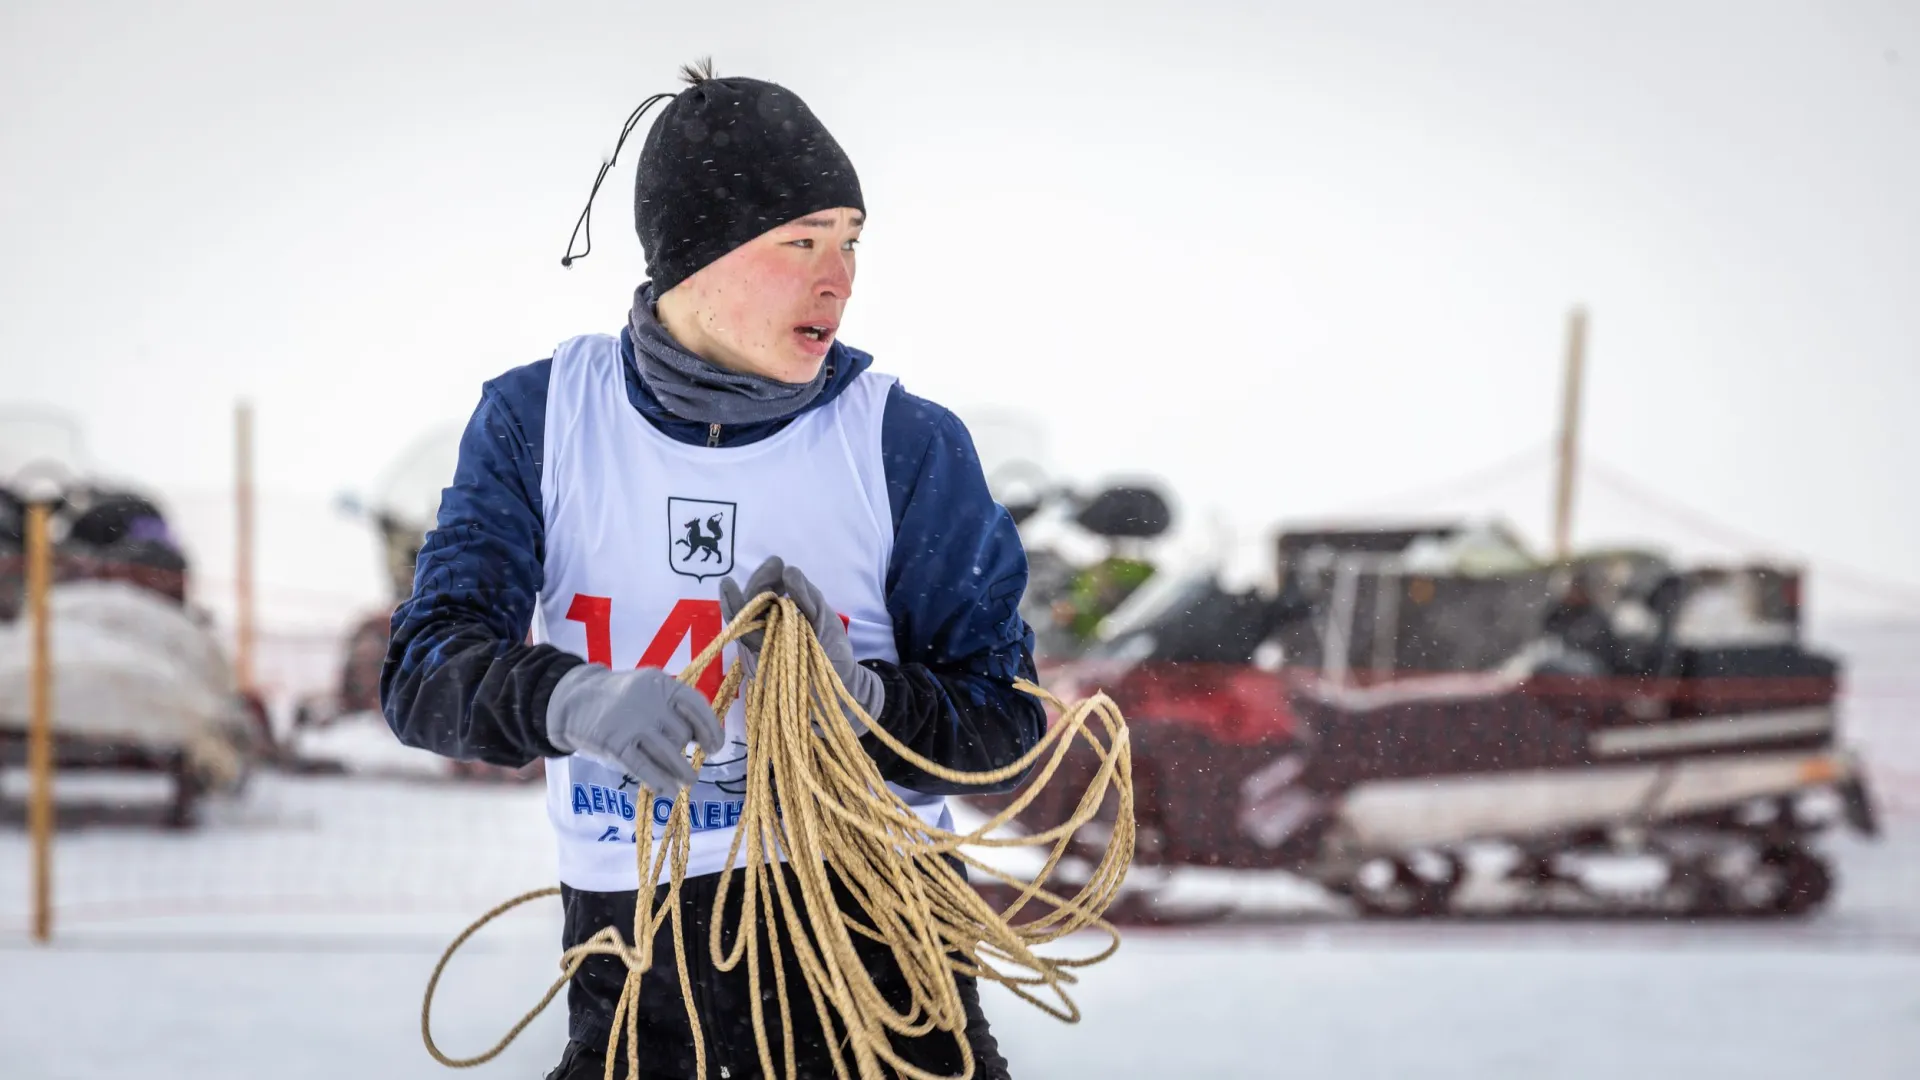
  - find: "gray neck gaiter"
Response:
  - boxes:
[627,284,830,426]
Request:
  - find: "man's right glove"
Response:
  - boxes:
[720,556,884,736]
[717,554,788,685]
[544,664,725,797]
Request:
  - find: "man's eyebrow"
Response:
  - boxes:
[792,213,865,228]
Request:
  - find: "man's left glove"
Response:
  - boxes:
[720,556,885,735]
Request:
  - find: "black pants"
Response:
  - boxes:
[561,865,1011,1079]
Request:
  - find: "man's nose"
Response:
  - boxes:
[817,251,854,299]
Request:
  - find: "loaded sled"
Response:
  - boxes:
[0,482,263,827]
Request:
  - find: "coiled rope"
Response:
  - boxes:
[421,591,1134,1079]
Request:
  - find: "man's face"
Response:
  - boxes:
[656,207,863,384]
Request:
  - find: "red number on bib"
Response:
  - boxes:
[564,594,614,667]
[638,598,725,700]
[564,593,834,703]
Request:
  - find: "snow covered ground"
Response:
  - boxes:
[2,623,1915,1079]
[3,777,1913,1079]
[3,895,1917,1080]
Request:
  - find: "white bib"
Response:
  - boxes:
[533,334,948,890]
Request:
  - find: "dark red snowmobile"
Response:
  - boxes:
[972,525,1881,920]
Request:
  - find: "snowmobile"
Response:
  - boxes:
[0,480,265,826]
[287,425,538,782]
[993,476,1176,667]
[972,523,1881,920]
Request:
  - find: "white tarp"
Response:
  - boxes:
[0,582,239,769]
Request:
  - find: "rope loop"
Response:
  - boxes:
[422,593,1134,1079]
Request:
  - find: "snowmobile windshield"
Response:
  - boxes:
[1094,571,1213,641]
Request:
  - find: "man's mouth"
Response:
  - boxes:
[796,324,834,342]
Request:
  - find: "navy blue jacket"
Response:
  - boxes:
[379,329,1043,795]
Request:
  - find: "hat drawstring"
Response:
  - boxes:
[561,92,675,268]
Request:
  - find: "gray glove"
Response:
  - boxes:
[720,557,885,735]
[717,555,787,684]
[544,663,725,796]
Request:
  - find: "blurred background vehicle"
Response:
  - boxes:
[0,463,265,827]
[976,499,1878,921]
[287,422,538,782]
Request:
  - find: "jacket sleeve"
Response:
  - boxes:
[859,385,1047,795]
[379,362,583,767]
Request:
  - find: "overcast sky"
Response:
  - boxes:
[2,0,1915,631]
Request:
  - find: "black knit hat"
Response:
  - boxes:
[635,73,863,294]
[561,64,864,290]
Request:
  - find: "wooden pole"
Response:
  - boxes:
[234,401,256,694]
[26,500,54,944]
[1553,308,1588,561]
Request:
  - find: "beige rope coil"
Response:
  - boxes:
[422,591,1134,1080]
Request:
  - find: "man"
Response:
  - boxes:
[381,63,1039,1080]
